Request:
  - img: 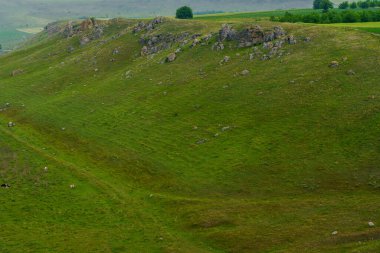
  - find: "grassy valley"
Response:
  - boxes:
[0,12,380,253]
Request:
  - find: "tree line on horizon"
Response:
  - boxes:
[313,0,380,10]
[337,0,380,9]
[273,9,380,23]
[270,0,380,23]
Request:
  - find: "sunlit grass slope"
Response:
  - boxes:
[0,17,380,252]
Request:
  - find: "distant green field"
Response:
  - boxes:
[194,9,320,20]
[0,29,31,50]
[325,21,380,34]
[194,8,378,21]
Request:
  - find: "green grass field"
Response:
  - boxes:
[0,16,380,252]
[194,7,380,21]
[325,21,380,34]
[194,9,321,20]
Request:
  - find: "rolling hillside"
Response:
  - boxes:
[0,16,380,252]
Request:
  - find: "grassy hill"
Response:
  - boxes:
[0,16,380,252]
[0,0,314,49]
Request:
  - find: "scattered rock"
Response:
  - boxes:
[92,26,104,40]
[286,35,297,44]
[166,53,176,62]
[249,53,255,61]
[269,47,280,57]
[273,26,286,38]
[201,34,213,43]
[8,122,15,127]
[80,36,90,46]
[304,37,311,42]
[11,69,24,77]
[191,34,201,39]
[274,40,284,48]
[44,21,62,35]
[44,167,49,172]
[62,21,74,38]
[196,139,208,145]
[263,42,273,49]
[141,46,149,56]
[220,56,230,64]
[331,231,338,235]
[234,25,287,48]
[67,46,75,53]
[219,24,236,41]
[139,33,188,55]
[80,18,96,31]
[237,25,265,47]
[125,70,132,79]
[369,221,375,227]
[112,48,120,55]
[347,69,355,75]
[264,31,275,42]
[241,70,250,76]
[261,54,270,61]
[191,38,200,47]
[212,42,225,51]
[222,126,231,131]
[133,17,165,33]
[329,61,339,68]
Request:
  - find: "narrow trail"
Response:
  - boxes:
[0,121,371,206]
[0,123,219,253]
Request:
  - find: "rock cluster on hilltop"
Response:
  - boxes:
[217,24,287,48]
[133,17,165,33]
[134,18,302,63]
[219,24,236,41]
[136,18,217,58]
[45,21,62,35]
[139,32,190,56]
[211,24,296,57]
[215,24,300,60]
[44,18,105,44]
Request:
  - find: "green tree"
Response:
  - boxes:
[339,1,349,9]
[350,2,358,8]
[342,10,360,21]
[321,0,334,11]
[313,0,322,9]
[176,6,193,19]
[359,1,370,8]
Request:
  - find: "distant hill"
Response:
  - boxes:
[0,0,314,49]
[1,0,314,27]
